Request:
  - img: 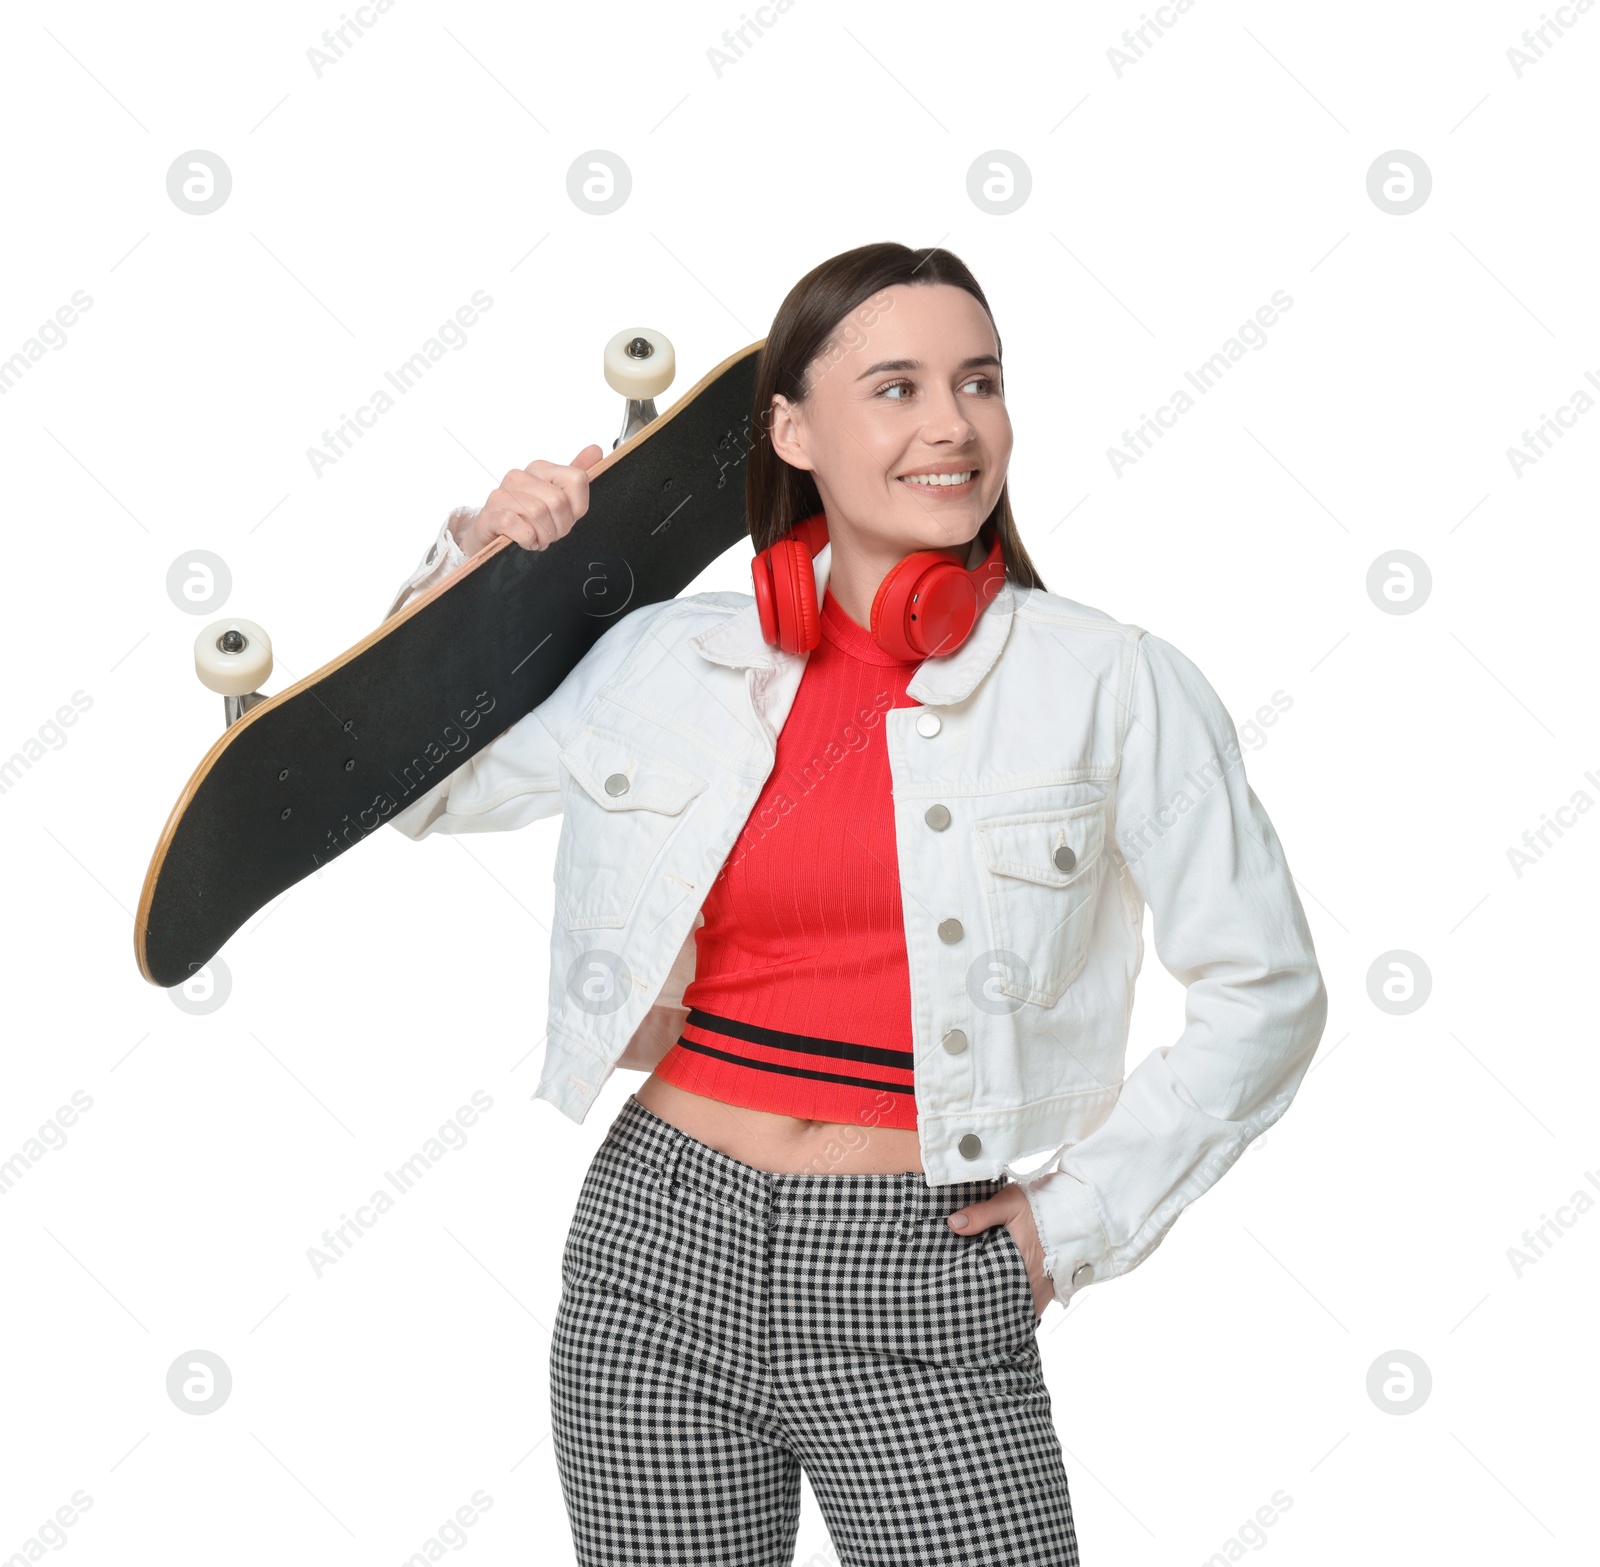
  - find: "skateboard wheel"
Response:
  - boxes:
[603,328,675,399]
[195,618,273,697]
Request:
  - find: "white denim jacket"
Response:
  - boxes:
[386,516,1327,1300]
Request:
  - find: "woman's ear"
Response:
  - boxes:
[767,394,815,473]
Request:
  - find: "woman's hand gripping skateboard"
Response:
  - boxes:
[451,444,605,557]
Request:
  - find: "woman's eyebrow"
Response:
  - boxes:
[854,354,1002,379]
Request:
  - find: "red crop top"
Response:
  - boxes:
[651,585,925,1129]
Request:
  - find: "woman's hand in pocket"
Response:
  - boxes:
[946,1185,1056,1320]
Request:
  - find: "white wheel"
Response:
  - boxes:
[603,328,675,399]
[195,618,272,697]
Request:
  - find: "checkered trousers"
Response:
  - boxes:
[549,1092,1079,1566]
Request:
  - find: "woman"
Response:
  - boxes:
[387,243,1327,1566]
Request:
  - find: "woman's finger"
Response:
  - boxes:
[499,470,570,535]
[940,1190,1017,1235]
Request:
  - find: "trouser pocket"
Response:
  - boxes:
[991,1217,1042,1339]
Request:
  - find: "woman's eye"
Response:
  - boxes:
[877,375,996,401]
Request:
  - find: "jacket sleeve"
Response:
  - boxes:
[1013,630,1328,1301]
[383,507,476,621]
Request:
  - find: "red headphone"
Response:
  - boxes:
[752,511,1007,660]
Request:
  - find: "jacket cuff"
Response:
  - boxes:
[384,508,472,619]
[1013,1164,1113,1302]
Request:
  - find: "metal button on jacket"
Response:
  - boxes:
[941,1027,968,1055]
[1071,1262,1094,1288]
[925,803,951,831]
[937,917,963,943]
[1054,843,1076,873]
[916,711,942,737]
[958,1133,982,1159]
[604,772,630,796]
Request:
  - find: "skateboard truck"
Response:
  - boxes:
[604,327,675,448]
[195,618,273,727]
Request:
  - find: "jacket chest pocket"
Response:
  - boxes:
[975,802,1106,1006]
[555,724,708,930]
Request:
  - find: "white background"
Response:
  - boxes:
[1,0,1595,1562]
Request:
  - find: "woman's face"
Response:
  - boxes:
[767,282,1012,560]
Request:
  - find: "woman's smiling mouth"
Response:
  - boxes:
[897,465,977,494]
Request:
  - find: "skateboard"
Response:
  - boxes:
[136,331,763,988]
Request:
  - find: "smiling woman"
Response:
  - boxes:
[384,240,1326,1567]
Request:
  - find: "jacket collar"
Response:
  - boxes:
[688,535,1017,707]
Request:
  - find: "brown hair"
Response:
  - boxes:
[745,242,1047,593]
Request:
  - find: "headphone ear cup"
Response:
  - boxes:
[752,546,781,647]
[871,551,968,660]
[753,519,828,653]
[770,535,820,654]
[871,521,1004,660]
[868,553,919,660]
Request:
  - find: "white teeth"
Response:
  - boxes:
[899,471,973,486]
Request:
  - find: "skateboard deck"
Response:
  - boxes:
[136,339,762,987]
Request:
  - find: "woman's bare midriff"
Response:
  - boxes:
[634,1071,925,1175]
